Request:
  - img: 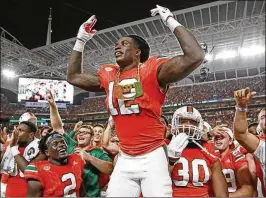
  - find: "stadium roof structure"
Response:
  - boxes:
[1,0,265,94]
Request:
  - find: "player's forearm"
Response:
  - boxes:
[67,50,83,82]
[173,26,204,62]
[229,185,253,197]
[233,110,248,137]
[246,154,257,184]
[212,162,229,197]
[102,124,111,147]
[50,104,64,134]
[67,51,102,92]
[213,178,228,197]
[234,110,259,152]
[14,154,29,172]
[158,27,204,86]
[85,155,113,175]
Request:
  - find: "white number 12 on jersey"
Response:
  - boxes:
[108,79,140,116]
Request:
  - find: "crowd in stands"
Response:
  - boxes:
[0,76,265,197]
[76,75,266,113]
[1,76,265,128]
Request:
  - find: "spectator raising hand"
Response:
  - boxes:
[0,126,7,144]
[74,121,83,132]
[46,89,56,106]
[234,87,256,108]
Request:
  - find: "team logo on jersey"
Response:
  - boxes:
[43,166,51,171]
[73,161,78,165]
[105,67,113,72]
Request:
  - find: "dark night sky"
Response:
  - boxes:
[1,0,216,49]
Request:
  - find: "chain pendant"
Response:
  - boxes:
[114,84,126,100]
[134,81,143,97]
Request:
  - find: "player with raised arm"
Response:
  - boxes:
[168,106,228,197]
[233,87,266,194]
[46,89,113,197]
[67,5,204,197]
[214,127,253,197]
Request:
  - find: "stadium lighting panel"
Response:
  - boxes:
[3,70,15,78]
[215,50,237,60]
[205,54,213,61]
[240,46,265,57]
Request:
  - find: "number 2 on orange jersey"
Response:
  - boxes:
[61,173,77,197]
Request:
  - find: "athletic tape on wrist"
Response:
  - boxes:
[167,17,182,32]
[73,39,85,52]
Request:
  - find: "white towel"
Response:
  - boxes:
[1,138,40,177]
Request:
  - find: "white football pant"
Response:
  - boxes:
[106,146,172,197]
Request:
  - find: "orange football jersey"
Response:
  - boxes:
[220,149,247,192]
[171,142,219,197]
[98,56,169,155]
[5,147,27,197]
[205,141,220,157]
[24,154,84,197]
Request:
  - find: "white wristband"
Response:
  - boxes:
[11,146,20,156]
[73,39,86,52]
[235,106,248,112]
[166,17,182,32]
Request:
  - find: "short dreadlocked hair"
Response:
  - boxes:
[39,132,65,155]
[127,35,150,63]
[20,121,37,134]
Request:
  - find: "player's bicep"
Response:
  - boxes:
[157,55,202,87]
[211,160,229,197]
[69,72,104,92]
[237,132,260,153]
[27,179,43,197]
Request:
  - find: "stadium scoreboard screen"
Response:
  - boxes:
[18,78,74,104]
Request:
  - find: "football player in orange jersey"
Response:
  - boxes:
[214,127,253,196]
[1,121,41,197]
[67,4,204,196]
[24,132,85,197]
[233,88,265,193]
[168,106,228,197]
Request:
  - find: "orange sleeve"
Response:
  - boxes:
[202,142,219,166]
[24,163,44,187]
[97,64,117,89]
[234,153,248,170]
[148,56,170,88]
